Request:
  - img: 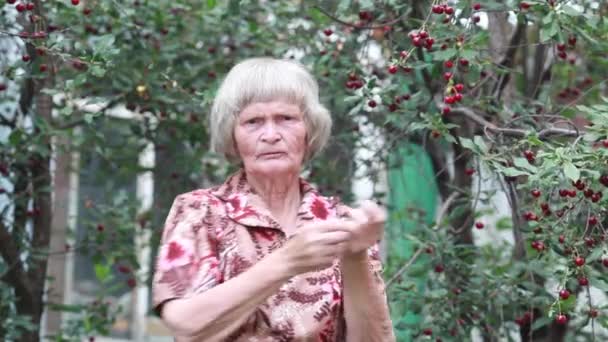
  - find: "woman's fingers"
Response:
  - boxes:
[360,200,387,224]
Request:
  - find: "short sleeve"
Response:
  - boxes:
[151,192,221,316]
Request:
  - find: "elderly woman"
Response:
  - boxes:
[152,57,395,341]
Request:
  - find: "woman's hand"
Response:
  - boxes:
[275,219,355,277]
[342,200,387,256]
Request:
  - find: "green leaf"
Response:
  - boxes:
[503,168,528,177]
[228,0,240,14]
[459,137,476,151]
[206,0,217,9]
[359,0,373,10]
[513,157,537,172]
[94,262,111,282]
[587,248,604,263]
[531,316,552,331]
[460,49,477,61]
[90,65,106,77]
[8,130,23,146]
[337,0,351,14]
[540,20,559,42]
[433,48,457,61]
[561,5,581,17]
[563,161,580,181]
[473,135,488,153]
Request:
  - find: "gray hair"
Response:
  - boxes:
[209,57,332,164]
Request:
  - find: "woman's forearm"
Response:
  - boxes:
[342,251,395,342]
[162,252,290,341]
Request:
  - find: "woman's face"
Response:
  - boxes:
[234,100,307,176]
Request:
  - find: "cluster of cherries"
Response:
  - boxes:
[6,0,81,12]
[408,30,435,51]
[556,35,577,61]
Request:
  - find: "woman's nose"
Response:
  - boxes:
[261,123,281,143]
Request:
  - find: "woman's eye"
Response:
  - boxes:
[245,118,261,125]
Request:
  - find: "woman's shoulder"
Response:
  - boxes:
[172,188,223,209]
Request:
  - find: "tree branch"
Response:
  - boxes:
[450,106,581,139]
[0,222,33,307]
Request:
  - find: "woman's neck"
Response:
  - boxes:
[245,169,302,229]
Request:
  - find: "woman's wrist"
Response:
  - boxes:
[341,250,368,265]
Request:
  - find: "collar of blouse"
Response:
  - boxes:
[209,168,348,234]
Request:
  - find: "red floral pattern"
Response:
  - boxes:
[152,168,392,341]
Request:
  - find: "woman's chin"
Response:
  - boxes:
[250,159,299,175]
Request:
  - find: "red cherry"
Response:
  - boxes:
[97,224,104,232]
[412,37,422,47]
[475,222,484,229]
[0,84,6,92]
[473,3,481,10]
[434,264,444,273]
[7,0,17,4]
[388,65,398,74]
[323,28,333,36]
[442,106,451,115]
[574,256,585,267]
[568,35,577,46]
[454,93,463,102]
[588,216,598,226]
[432,5,444,14]
[418,31,428,39]
[558,51,567,59]
[459,58,469,67]
[472,15,480,23]
[523,150,535,160]
[555,314,568,325]
[422,328,432,336]
[400,50,408,58]
[465,168,475,175]
[589,309,599,318]
[455,83,464,92]
[578,277,589,286]
[558,235,565,244]
[600,175,608,187]
[25,2,33,10]
[520,2,531,10]
[16,3,26,12]
[557,43,566,52]
[559,289,570,300]
[584,189,594,198]
[127,278,136,288]
[39,64,48,72]
[71,0,79,5]
[603,258,608,267]
[444,60,454,68]
[445,6,454,15]
[443,72,453,81]
[540,203,549,211]
[602,139,608,148]
[444,96,456,104]
[367,100,377,108]
[531,189,541,198]
[83,7,92,15]
[591,193,601,203]
[118,265,131,274]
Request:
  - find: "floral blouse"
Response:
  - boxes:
[152,168,394,341]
